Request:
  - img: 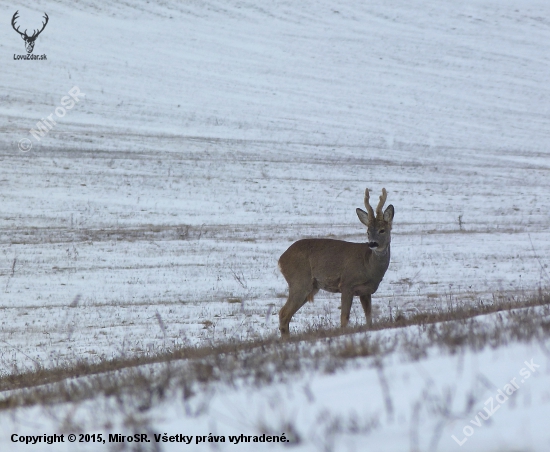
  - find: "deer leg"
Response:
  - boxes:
[340,290,354,328]
[279,286,311,336]
[359,294,372,328]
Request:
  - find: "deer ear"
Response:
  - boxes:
[356,208,369,226]
[383,205,394,223]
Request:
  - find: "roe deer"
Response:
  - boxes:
[278,188,394,336]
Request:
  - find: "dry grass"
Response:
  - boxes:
[0,289,549,413]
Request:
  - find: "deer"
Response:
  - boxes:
[11,11,49,54]
[278,188,394,336]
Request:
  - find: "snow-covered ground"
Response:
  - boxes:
[1,0,550,450]
[2,309,550,452]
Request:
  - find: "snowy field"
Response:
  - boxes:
[2,307,550,452]
[1,0,550,450]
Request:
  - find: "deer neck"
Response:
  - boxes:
[365,245,391,275]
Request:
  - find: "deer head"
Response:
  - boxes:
[12,11,49,54]
[356,188,394,252]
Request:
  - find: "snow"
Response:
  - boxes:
[2,312,550,451]
[1,0,550,450]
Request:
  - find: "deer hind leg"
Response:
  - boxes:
[279,284,314,337]
[340,290,354,328]
[359,294,372,328]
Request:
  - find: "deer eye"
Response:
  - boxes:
[379,229,385,234]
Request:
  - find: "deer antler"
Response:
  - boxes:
[376,188,387,218]
[11,11,48,40]
[31,13,49,39]
[11,11,26,37]
[364,188,375,224]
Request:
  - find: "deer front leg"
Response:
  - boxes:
[359,294,372,328]
[340,290,353,328]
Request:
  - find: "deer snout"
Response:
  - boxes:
[368,241,379,249]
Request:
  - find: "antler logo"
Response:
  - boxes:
[11,10,49,54]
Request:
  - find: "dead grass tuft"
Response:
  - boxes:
[0,289,548,414]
